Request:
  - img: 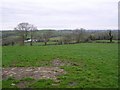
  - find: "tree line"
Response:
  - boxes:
[2,22,119,46]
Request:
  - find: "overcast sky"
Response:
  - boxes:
[0,0,119,30]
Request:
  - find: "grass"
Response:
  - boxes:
[50,36,62,41]
[2,43,118,88]
[95,40,118,43]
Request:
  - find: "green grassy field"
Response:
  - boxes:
[2,43,118,88]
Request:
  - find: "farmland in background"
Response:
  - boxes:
[1,29,119,88]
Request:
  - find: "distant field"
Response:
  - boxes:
[2,43,118,88]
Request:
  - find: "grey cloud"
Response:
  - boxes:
[1,0,118,30]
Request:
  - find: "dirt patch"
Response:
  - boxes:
[52,58,80,67]
[2,67,66,80]
[52,58,65,66]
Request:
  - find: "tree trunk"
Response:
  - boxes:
[30,40,33,46]
[110,37,113,43]
[30,35,33,46]
[30,31,33,46]
[20,35,24,46]
[109,31,113,43]
[45,41,47,46]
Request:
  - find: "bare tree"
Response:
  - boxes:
[29,25,37,46]
[62,33,73,44]
[89,34,95,41]
[42,31,53,45]
[73,28,86,43]
[14,22,37,46]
